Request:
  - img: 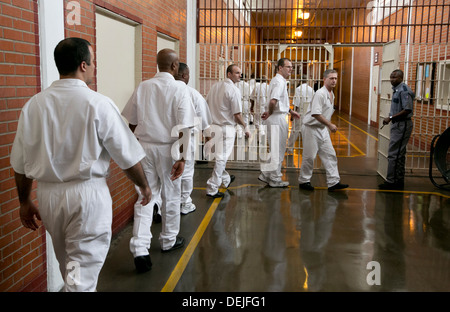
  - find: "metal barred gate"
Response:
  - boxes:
[196,43,334,169]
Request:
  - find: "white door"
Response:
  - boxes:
[96,11,141,112]
[377,40,400,179]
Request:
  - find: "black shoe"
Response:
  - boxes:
[207,191,225,198]
[225,175,235,188]
[153,204,161,224]
[134,255,152,273]
[328,182,349,191]
[299,182,314,191]
[378,182,404,190]
[162,236,185,253]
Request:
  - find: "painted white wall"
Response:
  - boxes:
[38,0,65,292]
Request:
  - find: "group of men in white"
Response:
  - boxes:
[12,37,348,291]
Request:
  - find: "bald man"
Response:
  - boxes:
[122,49,196,273]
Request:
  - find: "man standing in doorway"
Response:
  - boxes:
[123,49,196,273]
[205,64,250,198]
[298,69,348,191]
[11,37,152,291]
[259,58,301,187]
[379,69,414,190]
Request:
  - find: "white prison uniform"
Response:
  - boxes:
[250,82,268,127]
[205,79,241,195]
[260,74,290,182]
[182,86,212,207]
[10,79,146,291]
[287,83,315,153]
[299,86,340,187]
[236,80,251,125]
[122,72,196,254]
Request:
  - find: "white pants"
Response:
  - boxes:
[130,143,181,256]
[206,126,236,195]
[287,116,302,153]
[37,178,112,292]
[260,113,289,182]
[298,125,340,187]
[181,134,195,207]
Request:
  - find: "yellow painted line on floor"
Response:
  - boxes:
[335,130,366,157]
[337,115,379,141]
[161,196,222,292]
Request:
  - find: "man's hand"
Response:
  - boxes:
[328,123,338,133]
[20,200,41,231]
[290,110,301,119]
[139,185,152,206]
[383,117,391,125]
[171,160,185,181]
[261,111,270,120]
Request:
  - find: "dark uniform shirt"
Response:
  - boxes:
[390,82,414,120]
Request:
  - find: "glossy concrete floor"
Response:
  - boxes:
[97,114,450,292]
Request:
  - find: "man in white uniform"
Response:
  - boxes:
[10,38,151,291]
[250,75,268,131]
[298,69,349,191]
[205,64,250,198]
[286,76,315,154]
[122,49,196,273]
[175,62,212,214]
[259,58,300,187]
[235,76,251,136]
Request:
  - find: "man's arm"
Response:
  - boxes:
[123,162,152,205]
[382,109,412,125]
[234,113,250,138]
[14,172,41,231]
[312,114,337,132]
[261,98,277,120]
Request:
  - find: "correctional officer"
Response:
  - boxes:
[379,69,414,190]
[259,58,300,188]
[205,64,250,198]
[286,76,315,154]
[122,49,196,273]
[11,38,151,291]
[298,69,348,191]
[175,63,212,214]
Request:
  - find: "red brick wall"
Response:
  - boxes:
[1,0,187,292]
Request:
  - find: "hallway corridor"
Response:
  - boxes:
[97,114,450,292]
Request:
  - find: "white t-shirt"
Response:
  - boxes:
[11,79,146,183]
[122,72,196,144]
[267,73,290,113]
[206,78,242,127]
[250,82,268,109]
[293,83,315,108]
[302,86,335,128]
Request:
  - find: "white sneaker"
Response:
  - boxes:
[258,173,269,184]
[181,203,196,215]
[269,180,289,188]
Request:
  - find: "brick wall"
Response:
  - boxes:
[1,0,187,292]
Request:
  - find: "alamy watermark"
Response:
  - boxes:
[66,261,81,286]
[366,261,381,286]
[66,1,81,26]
